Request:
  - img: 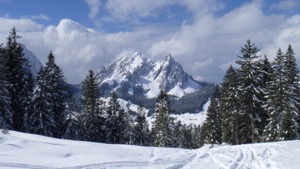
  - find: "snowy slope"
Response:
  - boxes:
[1,131,300,169]
[146,99,210,129]
[170,99,210,126]
[96,52,202,98]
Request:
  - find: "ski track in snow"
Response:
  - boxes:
[0,143,286,169]
[1,131,300,169]
[0,144,284,169]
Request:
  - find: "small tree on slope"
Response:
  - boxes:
[43,51,67,138]
[221,65,240,145]
[133,106,150,146]
[82,70,105,142]
[106,91,126,144]
[30,67,55,136]
[152,90,173,147]
[236,40,264,143]
[205,89,222,146]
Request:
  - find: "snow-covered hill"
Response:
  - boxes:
[96,52,202,98]
[1,131,300,169]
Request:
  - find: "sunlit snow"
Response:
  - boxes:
[1,131,300,168]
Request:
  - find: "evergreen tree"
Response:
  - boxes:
[63,111,84,141]
[133,106,150,146]
[30,67,55,136]
[256,56,272,132]
[193,124,204,148]
[281,45,299,140]
[172,121,183,148]
[123,111,134,144]
[6,28,32,131]
[43,52,67,138]
[82,70,105,142]
[221,66,240,144]
[264,46,300,141]
[105,91,126,144]
[152,90,173,147]
[263,48,285,142]
[63,95,84,140]
[23,72,34,133]
[236,39,263,143]
[0,45,13,130]
[204,91,222,146]
[181,124,193,149]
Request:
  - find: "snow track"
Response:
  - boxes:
[176,143,285,169]
[1,131,300,169]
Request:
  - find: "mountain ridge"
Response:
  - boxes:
[96,51,202,98]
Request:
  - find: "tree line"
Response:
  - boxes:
[0,28,204,149]
[205,40,300,146]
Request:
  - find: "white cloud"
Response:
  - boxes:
[85,0,101,20]
[0,18,43,32]
[102,0,224,22]
[271,0,300,11]
[192,58,213,71]
[1,1,300,84]
[29,14,50,21]
[0,18,44,42]
[105,0,174,21]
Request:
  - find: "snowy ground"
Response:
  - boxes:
[1,131,300,169]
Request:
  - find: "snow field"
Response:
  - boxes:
[1,131,300,168]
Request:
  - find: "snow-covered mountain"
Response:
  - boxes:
[22,45,43,76]
[1,130,300,168]
[97,52,202,98]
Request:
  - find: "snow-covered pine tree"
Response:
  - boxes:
[30,67,56,136]
[63,95,84,140]
[256,56,273,133]
[133,106,150,146]
[82,70,105,142]
[193,124,204,148]
[0,45,13,131]
[281,45,299,140]
[172,121,183,148]
[23,72,34,133]
[263,48,286,142]
[43,51,67,138]
[264,48,290,142]
[263,46,300,141]
[5,28,32,131]
[204,89,222,146]
[105,91,126,144]
[152,90,173,147]
[221,65,240,145]
[236,39,263,143]
[123,111,134,145]
[181,124,193,149]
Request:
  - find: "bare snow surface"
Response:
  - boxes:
[1,131,300,169]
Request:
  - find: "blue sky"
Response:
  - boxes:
[1,0,299,31]
[1,0,300,83]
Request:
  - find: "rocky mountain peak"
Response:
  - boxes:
[97,52,202,98]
